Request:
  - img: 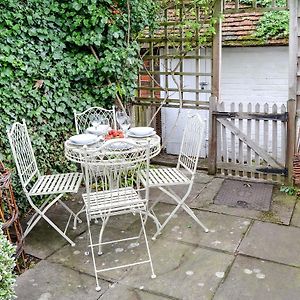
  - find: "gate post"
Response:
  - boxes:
[208,96,218,175]
[286,98,296,184]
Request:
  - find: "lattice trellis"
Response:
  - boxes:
[135,1,214,110]
[223,0,288,13]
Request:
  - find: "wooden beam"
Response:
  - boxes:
[211,0,222,99]
[213,111,288,121]
[208,96,218,174]
[217,118,284,169]
[286,99,297,184]
[288,0,298,102]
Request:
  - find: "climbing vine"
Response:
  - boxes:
[0,0,159,212]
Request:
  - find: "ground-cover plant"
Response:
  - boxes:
[0,224,16,300]
[0,0,159,212]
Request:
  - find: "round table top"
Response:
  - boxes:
[64,134,161,164]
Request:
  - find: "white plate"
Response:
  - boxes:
[69,134,99,145]
[127,131,156,138]
[86,125,110,135]
[128,127,154,137]
[106,142,133,151]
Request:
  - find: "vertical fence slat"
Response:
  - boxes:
[247,103,252,178]
[230,102,236,176]
[238,103,243,176]
[272,104,278,161]
[281,104,286,164]
[254,103,260,167]
[221,102,227,167]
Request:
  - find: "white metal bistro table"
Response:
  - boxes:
[64,135,161,164]
[64,134,162,230]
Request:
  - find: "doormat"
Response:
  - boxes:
[214,179,273,212]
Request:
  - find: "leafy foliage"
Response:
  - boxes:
[256,10,289,40]
[0,224,16,300]
[238,0,289,40]
[280,185,298,196]
[0,0,158,212]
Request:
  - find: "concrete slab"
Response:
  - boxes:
[214,256,300,300]
[99,283,173,300]
[238,221,300,267]
[15,260,108,300]
[120,239,234,300]
[48,224,147,281]
[24,198,87,259]
[140,203,251,253]
[192,182,296,226]
[290,200,300,227]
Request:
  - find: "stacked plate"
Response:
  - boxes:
[68,134,100,146]
[127,127,156,138]
[86,125,110,136]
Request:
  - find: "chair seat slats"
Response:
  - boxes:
[82,187,146,216]
[29,173,82,196]
[141,168,190,187]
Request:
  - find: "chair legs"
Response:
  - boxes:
[86,210,156,291]
[152,186,209,240]
[24,194,79,246]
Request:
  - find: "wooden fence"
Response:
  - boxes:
[208,97,296,183]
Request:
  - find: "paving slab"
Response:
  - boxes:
[48,224,147,281]
[24,198,87,259]
[192,181,296,225]
[238,221,300,267]
[149,183,206,206]
[99,283,173,300]
[120,239,234,300]
[15,260,108,300]
[214,255,300,300]
[290,200,300,227]
[136,203,251,253]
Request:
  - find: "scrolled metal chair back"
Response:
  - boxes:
[7,120,39,189]
[74,106,117,134]
[83,139,150,218]
[177,114,205,174]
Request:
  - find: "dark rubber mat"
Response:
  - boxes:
[214,179,273,211]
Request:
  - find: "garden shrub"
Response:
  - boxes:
[0,224,16,300]
[0,0,158,212]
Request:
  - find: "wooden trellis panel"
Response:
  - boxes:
[135,1,215,110]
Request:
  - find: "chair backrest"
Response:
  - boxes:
[7,120,39,189]
[74,106,117,134]
[177,114,205,174]
[83,139,150,217]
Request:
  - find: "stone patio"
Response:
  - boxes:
[15,172,300,300]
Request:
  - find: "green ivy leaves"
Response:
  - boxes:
[0,0,158,212]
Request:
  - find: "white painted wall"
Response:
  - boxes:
[161,46,289,156]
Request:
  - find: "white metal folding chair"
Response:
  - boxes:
[139,114,209,240]
[82,139,156,291]
[74,106,117,134]
[7,120,83,246]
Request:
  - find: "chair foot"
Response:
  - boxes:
[78,219,83,224]
[71,243,75,247]
[97,251,103,256]
[95,286,101,292]
[204,228,209,233]
[73,226,77,230]
[94,219,99,224]
[151,274,156,279]
[151,237,156,241]
[85,251,90,256]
